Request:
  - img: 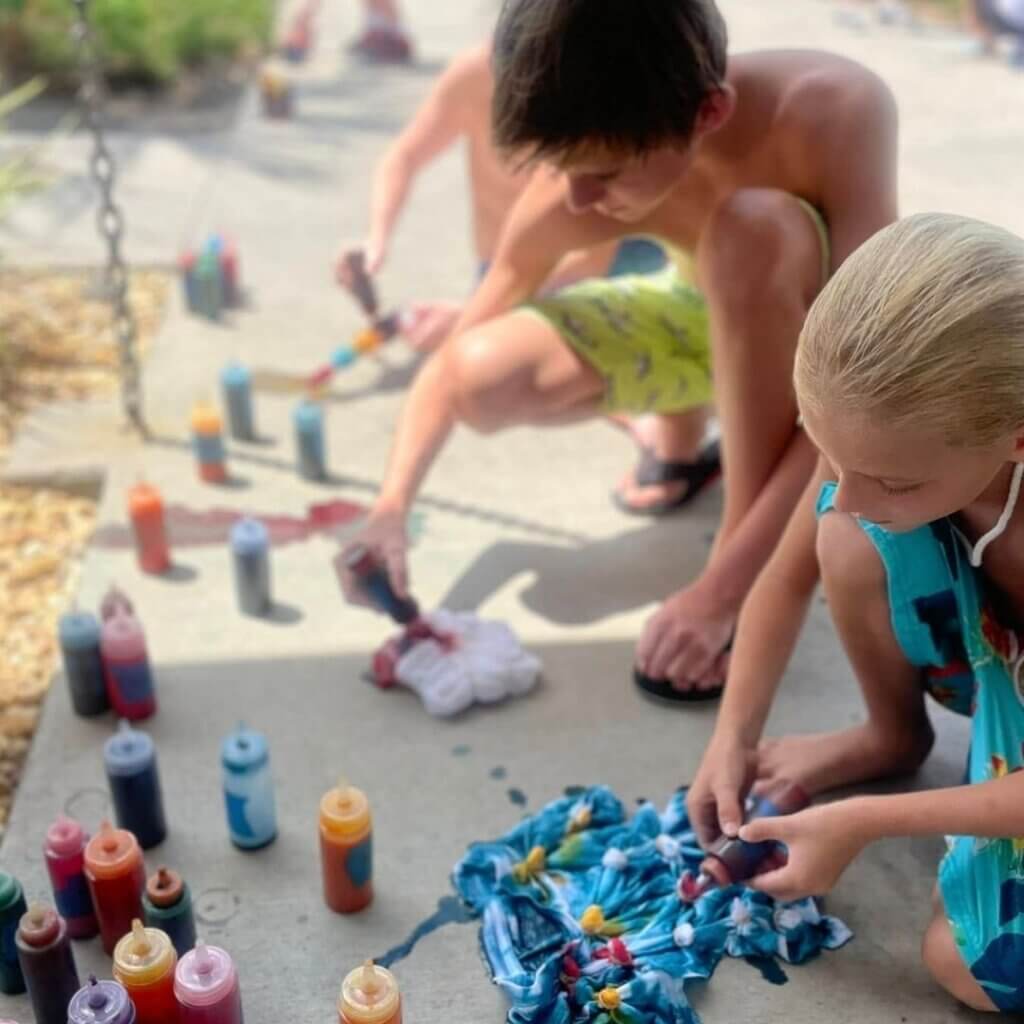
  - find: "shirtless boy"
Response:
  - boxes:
[341,0,898,695]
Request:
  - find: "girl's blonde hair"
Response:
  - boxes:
[795,212,1024,447]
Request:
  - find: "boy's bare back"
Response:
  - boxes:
[444,44,532,261]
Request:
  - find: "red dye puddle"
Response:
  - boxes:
[93,499,367,549]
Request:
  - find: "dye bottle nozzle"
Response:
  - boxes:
[338,959,401,1024]
[680,781,810,900]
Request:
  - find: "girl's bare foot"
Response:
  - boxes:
[755,719,935,797]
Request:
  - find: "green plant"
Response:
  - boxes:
[0,0,273,84]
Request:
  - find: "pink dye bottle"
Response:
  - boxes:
[174,941,243,1024]
[100,609,157,720]
[43,815,98,939]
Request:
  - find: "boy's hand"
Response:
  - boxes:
[400,301,463,352]
[334,241,385,291]
[335,503,410,606]
[687,731,758,849]
[740,799,871,902]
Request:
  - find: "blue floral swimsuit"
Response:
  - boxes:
[818,482,1024,1011]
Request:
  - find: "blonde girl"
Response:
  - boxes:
[688,212,1024,1012]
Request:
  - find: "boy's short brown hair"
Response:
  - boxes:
[493,0,728,161]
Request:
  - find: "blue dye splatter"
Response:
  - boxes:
[508,787,528,807]
[451,744,471,757]
[490,766,508,780]
[376,895,474,968]
[745,955,789,985]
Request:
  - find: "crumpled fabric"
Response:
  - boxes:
[452,786,853,1024]
[392,610,542,716]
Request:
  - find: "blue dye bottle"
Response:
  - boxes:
[230,517,271,617]
[222,724,277,850]
[58,609,109,717]
[220,361,256,442]
[293,399,327,481]
[104,721,168,850]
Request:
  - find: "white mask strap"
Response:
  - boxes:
[970,463,1024,568]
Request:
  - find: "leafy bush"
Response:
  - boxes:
[0,0,272,84]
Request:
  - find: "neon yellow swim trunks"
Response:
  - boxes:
[525,202,831,415]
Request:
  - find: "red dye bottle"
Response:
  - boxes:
[100,610,157,721]
[174,941,244,1024]
[43,815,98,939]
[83,822,146,955]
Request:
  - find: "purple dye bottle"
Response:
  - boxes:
[68,975,136,1024]
[16,903,80,1024]
[44,815,98,939]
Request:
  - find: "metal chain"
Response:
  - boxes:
[68,0,145,433]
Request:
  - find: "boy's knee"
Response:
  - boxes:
[699,189,820,312]
[921,914,997,1013]
[446,328,516,434]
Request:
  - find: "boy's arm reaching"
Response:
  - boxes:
[348,53,476,275]
[338,173,625,603]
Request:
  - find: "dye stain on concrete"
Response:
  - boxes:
[489,765,507,780]
[376,895,474,968]
[744,955,788,985]
[451,744,472,757]
[507,787,528,807]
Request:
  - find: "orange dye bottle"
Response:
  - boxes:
[338,960,401,1024]
[128,482,171,575]
[113,920,178,1024]
[319,780,373,913]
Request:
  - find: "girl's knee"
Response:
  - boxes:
[921,913,998,1013]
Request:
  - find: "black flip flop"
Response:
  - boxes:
[633,629,733,704]
[613,438,722,517]
[634,668,724,704]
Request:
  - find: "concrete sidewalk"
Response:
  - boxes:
[2,0,1022,1020]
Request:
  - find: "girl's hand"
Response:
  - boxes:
[739,798,872,902]
[687,731,759,849]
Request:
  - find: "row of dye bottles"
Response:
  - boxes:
[64,938,243,1024]
[179,235,241,320]
[57,587,156,720]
